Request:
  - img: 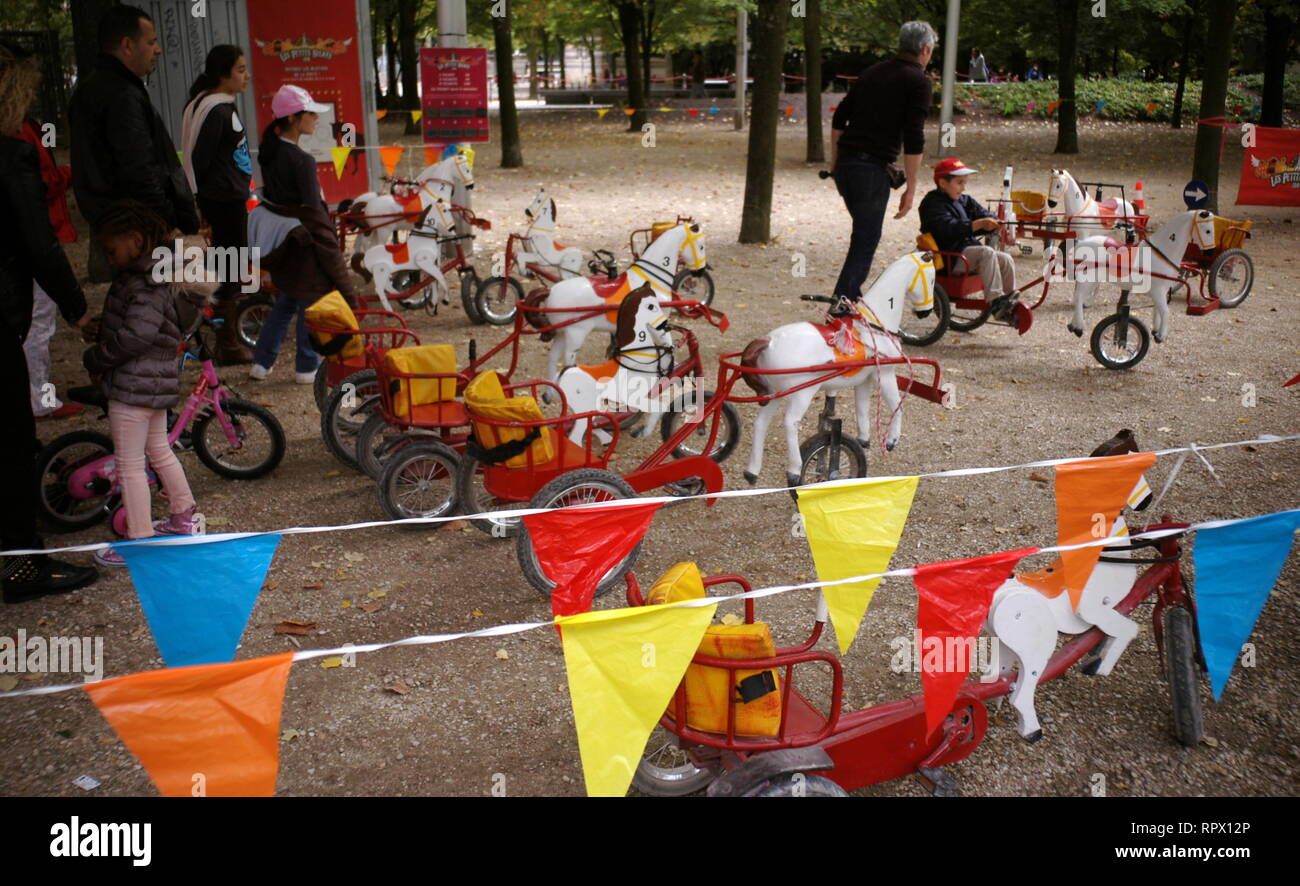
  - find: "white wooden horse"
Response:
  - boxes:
[515,189,584,279]
[1047,168,1138,236]
[345,152,474,260]
[984,430,1154,741]
[738,252,936,486]
[532,221,707,387]
[557,284,674,446]
[360,196,458,312]
[1063,209,1217,343]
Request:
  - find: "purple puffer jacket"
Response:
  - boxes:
[83,253,207,409]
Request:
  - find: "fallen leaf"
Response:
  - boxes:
[302,582,323,590]
[359,601,382,613]
[472,608,484,617]
[993,526,1011,533]
[344,552,366,563]
[383,680,411,695]
[442,519,468,531]
[1157,427,1173,432]
[280,728,303,741]
[1029,472,1049,483]
[366,590,387,599]
[1201,735,1220,748]
[325,470,341,478]
[310,561,327,568]
[274,620,317,636]
[495,649,510,661]
[0,675,18,692]
[96,735,117,745]
[341,600,352,609]
[320,657,345,669]
[719,613,744,626]
[263,581,280,592]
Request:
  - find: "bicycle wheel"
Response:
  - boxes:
[798,432,868,486]
[1089,313,1151,370]
[460,267,484,323]
[35,431,116,530]
[319,370,380,470]
[475,276,524,326]
[658,391,740,462]
[517,469,643,598]
[1164,605,1204,747]
[234,294,274,350]
[630,725,718,796]
[312,364,331,412]
[192,398,286,479]
[945,280,991,332]
[1207,249,1253,308]
[356,411,420,480]
[672,268,715,307]
[896,286,951,347]
[455,453,527,538]
[376,442,460,522]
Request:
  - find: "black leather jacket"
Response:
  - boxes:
[69,54,200,233]
[0,137,86,341]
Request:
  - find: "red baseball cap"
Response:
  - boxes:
[934,157,977,183]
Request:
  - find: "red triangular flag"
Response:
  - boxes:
[914,549,1038,736]
[85,653,295,796]
[522,502,661,618]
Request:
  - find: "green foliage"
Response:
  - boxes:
[956,78,1272,122]
[1235,73,1300,110]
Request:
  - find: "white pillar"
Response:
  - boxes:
[735,9,747,130]
[437,0,468,47]
[938,0,960,158]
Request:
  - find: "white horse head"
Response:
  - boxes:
[525,189,554,223]
[418,151,474,194]
[856,251,936,334]
[1046,168,1082,211]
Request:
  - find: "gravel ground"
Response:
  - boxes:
[1,108,1297,797]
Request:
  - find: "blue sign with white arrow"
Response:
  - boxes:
[1183,180,1209,208]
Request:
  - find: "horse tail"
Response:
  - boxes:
[739,338,770,397]
[522,287,553,340]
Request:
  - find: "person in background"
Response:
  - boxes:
[69,4,199,283]
[919,158,1020,322]
[180,44,255,366]
[969,47,989,83]
[247,85,358,384]
[0,44,98,602]
[1027,62,1043,82]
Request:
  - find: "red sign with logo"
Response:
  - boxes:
[1237,125,1300,206]
[419,48,490,145]
[246,2,369,204]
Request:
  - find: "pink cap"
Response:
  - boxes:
[271,84,330,119]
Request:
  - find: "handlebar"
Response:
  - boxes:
[800,294,836,304]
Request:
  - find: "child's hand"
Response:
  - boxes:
[80,313,102,342]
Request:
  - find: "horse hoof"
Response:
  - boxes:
[1154,332,1165,344]
[743,471,758,485]
[1067,325,1083,338]
[786,472,801,488]
[1023,729,1043,744]
[885,440,897,452]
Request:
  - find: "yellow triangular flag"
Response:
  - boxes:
[411,110,422,125]
[379,145,404,177]
[329,146,351,180]
[657,106,673,112]
[597,108,611,118]
[797,476,919,654]
[375,109,387,120]
[557,600,716,797]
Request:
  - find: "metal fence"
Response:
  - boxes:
[0,29,68,127]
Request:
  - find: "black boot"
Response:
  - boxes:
[3,555,97,605]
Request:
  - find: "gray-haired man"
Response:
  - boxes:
[830,21,936,306]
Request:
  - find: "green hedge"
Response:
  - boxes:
[953,79,1271,123]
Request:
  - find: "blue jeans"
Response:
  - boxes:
[832,156,892,301]
[253,293,320,374]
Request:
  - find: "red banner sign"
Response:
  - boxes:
[246,1,370,204]
[1237,125,1300,206]
[420,47,490,145]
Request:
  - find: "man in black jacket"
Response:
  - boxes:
[70,5,199,281]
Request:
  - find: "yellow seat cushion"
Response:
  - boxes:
[305,291,363,361]
[915,233,943,270]
[645,562,705,606]
[1011,189,1047,219]
[463,370,557,468]
[384,344,457,418]
[1213,216,1250,250]
[685,623,782,738]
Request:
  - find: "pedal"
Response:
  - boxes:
[915,766,960,797]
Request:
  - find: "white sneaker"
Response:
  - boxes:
[294,368,318,385]
[249,363,271,380]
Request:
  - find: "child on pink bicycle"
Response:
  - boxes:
[82,201,209,565]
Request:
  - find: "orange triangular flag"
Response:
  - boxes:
[379,145,404,177]
[1054,451,1156,609]
[85,653,295,797]
[423,146,440,166]
[375,109,387,120]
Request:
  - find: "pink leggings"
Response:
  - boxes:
[108,401,196,539]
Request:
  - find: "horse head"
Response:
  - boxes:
[679,222,707,271]
[1046,168,1075,210]
[1191,209,1217,252]
[860,251,935,334]
[525,188,548,220]
[615,283,671,357]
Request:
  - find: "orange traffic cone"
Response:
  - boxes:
[245,179,259,212]
[1132,180,1145,211]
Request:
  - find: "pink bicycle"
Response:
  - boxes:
[36,319,286,537]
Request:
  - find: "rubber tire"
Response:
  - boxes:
[1090,313,1151,370]
[672,268,715,307]
[476,276,524,326]
[319,369,381,470]
[630,726,717,796]
[1165,605,1205,748]
[455,454,523,538]
[192,398,286,479]
[35,430,117,530]
[390,270,426,310]
[234,293,274,350]
[460,267,484,323]
[896,286,951,347]
[516,469,642,598]
[312,364,331,412]
[798,433,868,485]
[355,411,419,480]
[1207,248,1253,308]
[375,441,461,523]
[941,282,991,332]
[754,774,849,797]
[658,391,741,462]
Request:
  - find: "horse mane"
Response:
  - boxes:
[1090,428,1137,458]
[616,284,655,349]
[549,198,556,221]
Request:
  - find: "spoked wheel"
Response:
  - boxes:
[475,276,524,326]
[1164,605,1204,747]
[517,469,642,597]
[376,442,460,523]
[658,391,740,462]
[754,774,849,797]
[312,364,332,412]
[946,300,992,333]
[1208,249,1253,308]
[671,268,715,308]
[896,286,951,347]
[356,412,420,480]
[35,431,117,531]
[1090,313,1151,370]
[390,270,429,311]
[319,369,381,470]
[459,267,484,323]
[421,275,452,318]
[798,433,868,486]
[630,725,718,796]
[234,293,274,350]
[455,454,528,538]
[192,398,287,479]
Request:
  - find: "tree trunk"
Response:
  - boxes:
[738,0,790,243]
[558,38,566,89]
[1260,3,1291,128]
[541,30,550,86]
[803,0,824,163]
[617,2,648,130]
[70,0,118,83]
[385,13,399,110]
[492,7,523,168]
[1054,0,1080,154]
[527,41,539,100]
[1171,2,1197,129]
[642,2,655,99]
[399,0,420,135]
[1191,0,1238,211]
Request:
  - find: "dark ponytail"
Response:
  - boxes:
[258,112,303,171]
[187,44,244,102]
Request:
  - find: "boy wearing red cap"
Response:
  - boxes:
[919,158,1019,320]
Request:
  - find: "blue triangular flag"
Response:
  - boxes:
[1192,511,1300,700]
[118,533,282,667]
